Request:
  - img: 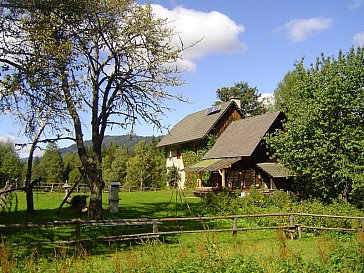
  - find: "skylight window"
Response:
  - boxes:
[206,105,221,115]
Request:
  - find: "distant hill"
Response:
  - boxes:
[59,135,163,155]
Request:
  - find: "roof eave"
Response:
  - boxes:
[157,137,204,148]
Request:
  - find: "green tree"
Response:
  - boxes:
[31,157,43,181]
[0,0,186,219]
[274,70,300,114]
[68,168,84,186]
[110,146,130,184]
[267,47,364,207]
[63,152,85,184]
[126,141,150,189]
[215,81,267,117]
[39,143,64,183]
[166,165,180,188]
[103,145,130,185]
[125,139,165,189]
[147,136,166,188]
[0,142,22,187]
[102,142,119,184]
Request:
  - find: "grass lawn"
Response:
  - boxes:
[116,189,202,218]
[1,189,363,272]
[0,189,202,223]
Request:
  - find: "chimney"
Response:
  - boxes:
[230,98,241,110]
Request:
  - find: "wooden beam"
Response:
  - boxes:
[57,178,82,213]
[218,169,226,188]
[197,173,203,188]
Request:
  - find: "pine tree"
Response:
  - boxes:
[39,143,64,183]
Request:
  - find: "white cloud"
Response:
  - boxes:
[277,18,333,43]
[350,0,364,9]
[0,135,17,144]
[259,93,275,106]
[353,32,364,46]
[0,134,44,158]
[17,145,45,158]
[151,4,247,72]
[260,93,274,100]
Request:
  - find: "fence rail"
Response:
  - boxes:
[1,213,363,253]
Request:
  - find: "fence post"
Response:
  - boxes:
[289,214,294,240]
[152,221,158,234]
[296,224,302,239]
[75,223,81,256]
[232,217,238,237]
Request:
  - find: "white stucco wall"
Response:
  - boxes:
[166,149,185,189]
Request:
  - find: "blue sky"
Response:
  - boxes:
[1,0,364,156]
[144,0,364,129]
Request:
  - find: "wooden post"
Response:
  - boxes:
[289,214,294,240]
[296,224,302,239]
[232,217,238,237]
[197,176,202,188]
[57,178,82,213]
[218,169,226,188]
[152,221,158,234]
[75,223,81,256]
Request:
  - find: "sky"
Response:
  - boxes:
[1,0,364,156]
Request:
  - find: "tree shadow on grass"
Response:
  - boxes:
[0,195,209,257]
[2,199,204,234]
[114,201,197,219]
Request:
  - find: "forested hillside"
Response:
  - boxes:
[0,136,166,189]
[59,135,162,155]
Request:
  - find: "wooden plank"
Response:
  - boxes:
[1,213,363,228]
[232,217,238,237]
[299,225,358,232]
[57,178,82,213]
[75,224,81,256]
[2,213,364,249]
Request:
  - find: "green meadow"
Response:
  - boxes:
[1,190,363,272]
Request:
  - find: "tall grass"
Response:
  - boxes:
[1,189,363,272]
[1,231,363,272]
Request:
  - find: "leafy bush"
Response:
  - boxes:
[200,190,364,229]
[0,192,18,212]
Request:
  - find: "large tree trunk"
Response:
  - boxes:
[82,155,104,219]
[88,174,104,219]
[25,188,34,213]
[86,138,105,219]
[62,71,105,219]
[24,120,46,214]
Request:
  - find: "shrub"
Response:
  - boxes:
[200,189,364,230]
[201,189,241,216]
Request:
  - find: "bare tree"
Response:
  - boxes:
[0,0,186,219]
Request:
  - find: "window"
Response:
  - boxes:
[177,149,181,159]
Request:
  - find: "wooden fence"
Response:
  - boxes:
[1,213,363,254]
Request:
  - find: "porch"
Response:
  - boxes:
[185,158,290,196]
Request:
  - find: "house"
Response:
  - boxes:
[186,111,290,192]
[157,100,243,188]
[158,101,290,192]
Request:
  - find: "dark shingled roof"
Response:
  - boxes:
[157,101,235,147]
[256,163,290,178]
[183,157,241,172]
[204,111,282,159]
